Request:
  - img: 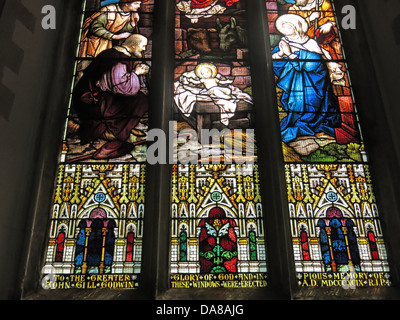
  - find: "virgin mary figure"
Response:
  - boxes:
[271,14,345,152]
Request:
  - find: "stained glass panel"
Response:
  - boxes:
[265,0,391,288]
[267,0,365,163]
[170,0,268,288]
[41,0,154,290]
[170,164,267,288]
[66,0,154,163]
[286,164,390,286]
[42,164,145,289]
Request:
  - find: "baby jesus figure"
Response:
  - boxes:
[191,63,234,100]
[174,62,252,126]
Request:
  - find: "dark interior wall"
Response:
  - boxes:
[0,0,53,299]
[0,0,399,299]
[0,0,81,299]
[358,0,400,162]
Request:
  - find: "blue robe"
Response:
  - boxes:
[272,46,341,143]
[101,0,119,6]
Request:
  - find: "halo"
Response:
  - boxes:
[275,14,309,36]
[195,62,218,79]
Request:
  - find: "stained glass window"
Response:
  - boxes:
[265,0,391,287]
[170,0,268,289]
[41,0,154,290]
[38,0,394,293]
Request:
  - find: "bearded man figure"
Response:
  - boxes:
[69,34,150,160]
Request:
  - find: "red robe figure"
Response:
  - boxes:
[190,0,240,9]
[198,207,238,273]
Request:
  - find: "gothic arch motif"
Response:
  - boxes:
[298,224,310,261]
[170,164,267,288]
[178,224,189,262]
[55,225,68,262]
[317,206,360,272]
[198,206,238,273]
[43,163,147,288]
[74,207,117,274]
